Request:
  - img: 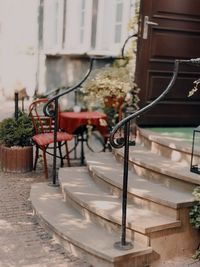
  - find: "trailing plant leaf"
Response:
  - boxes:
[193,187,200,201]
[189,187,200,261]
[192,248,200,260]
[189,203,200,230]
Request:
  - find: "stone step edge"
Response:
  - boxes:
[30,182,152,265]
[137,127,192,154]
[114,147,200,187]
[59,168,181,235]
[86,157,194,210]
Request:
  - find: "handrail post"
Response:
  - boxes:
[14,92,19,121]
[110,59,183,251]
[52,98,59,185]
[114,121,133,250]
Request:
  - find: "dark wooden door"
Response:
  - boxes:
[135,0,200,126]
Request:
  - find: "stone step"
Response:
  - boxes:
[85,152,195,218]
[137,127,193,164]
[59,167,181,237]
[114,144,200,190]
[30,182,152,267]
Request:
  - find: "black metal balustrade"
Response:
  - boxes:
[43,58,95,185]
[42,31,200,249]
[110,57,200,249]
[43,33,137,185]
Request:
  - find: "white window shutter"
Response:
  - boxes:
[90,0,132,56]
[64,0,92,53]
[43,0,64,52]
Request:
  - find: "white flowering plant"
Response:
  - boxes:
[81,66,140,130]
[188,78,200,97]
[82,66,139,109]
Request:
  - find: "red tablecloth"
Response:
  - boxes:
[59,111,109,136]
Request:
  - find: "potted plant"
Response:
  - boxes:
[0,112,34,172]
[82,65,140,130]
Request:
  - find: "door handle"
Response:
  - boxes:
[143,16,158,39]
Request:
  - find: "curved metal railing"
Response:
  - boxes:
[42,32,137,185]
[43,58,94,117]
[110,59,180,148]
[39,36,200,251]
[43,57,96,184]
[111,57,200,249]
[110,57,200,148]
[43,32,138,116]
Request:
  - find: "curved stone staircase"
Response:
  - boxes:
[30,128,200,267]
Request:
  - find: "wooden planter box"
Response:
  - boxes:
[0,145,33,173]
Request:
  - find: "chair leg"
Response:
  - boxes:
[42,147,48,179]
[33,145,39,170]
[65,141,71,167]
[58,141,64,167]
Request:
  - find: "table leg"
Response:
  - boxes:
[80,131,85,165]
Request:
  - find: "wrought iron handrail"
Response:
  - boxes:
[42,32,137,185]
[42,57,95,184]
[43,86,69,98]
[110,57,200,250]
[43,54,124,117]
[110,59,180,148]
[42,54,128,184]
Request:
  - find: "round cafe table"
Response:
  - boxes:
[59,111,109,164]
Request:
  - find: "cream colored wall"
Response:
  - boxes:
[0,0,39,99]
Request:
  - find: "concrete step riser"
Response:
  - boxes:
[150,208,200,265]
[60,173,199,266]
[60,186,150,247]
[88,167,178,219]
[32,207,115,267]
[137,131,191,164]
[114,151,195,192]
[31,183,153,267]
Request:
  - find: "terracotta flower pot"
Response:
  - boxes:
[0,145,33,173]
[104,96,124,123]
[104,96,124,109]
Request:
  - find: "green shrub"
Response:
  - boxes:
[189,186,200,260]
[0,112,34,147]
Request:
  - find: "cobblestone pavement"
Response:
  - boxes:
[0,168,91,267]
[0,101,200,267]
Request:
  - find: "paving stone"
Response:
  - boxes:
[0,168,90,267]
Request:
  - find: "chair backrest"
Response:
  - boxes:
[29,98,60,134]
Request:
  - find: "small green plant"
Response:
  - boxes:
[0,112,34,147]
[189,187,200,260]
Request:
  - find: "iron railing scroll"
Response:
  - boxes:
[43,58,95,185]
[110,58,200,250]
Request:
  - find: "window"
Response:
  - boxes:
[42,0,133,55]
[43,0,64,51]
[80,0,86,44]
[115,0,123,43]
[63,0,92,53]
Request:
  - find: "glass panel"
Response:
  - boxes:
[115,24,121,43]
[53,1,59,45]
[91,0,99,49]
[80,0,86,44]
[114,0,123,44]
[80,28,84,43]
[116,2,123,22]
[81,11,85,26]
[82,0,86,9]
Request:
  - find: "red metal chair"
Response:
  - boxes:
[29,98,73,179]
